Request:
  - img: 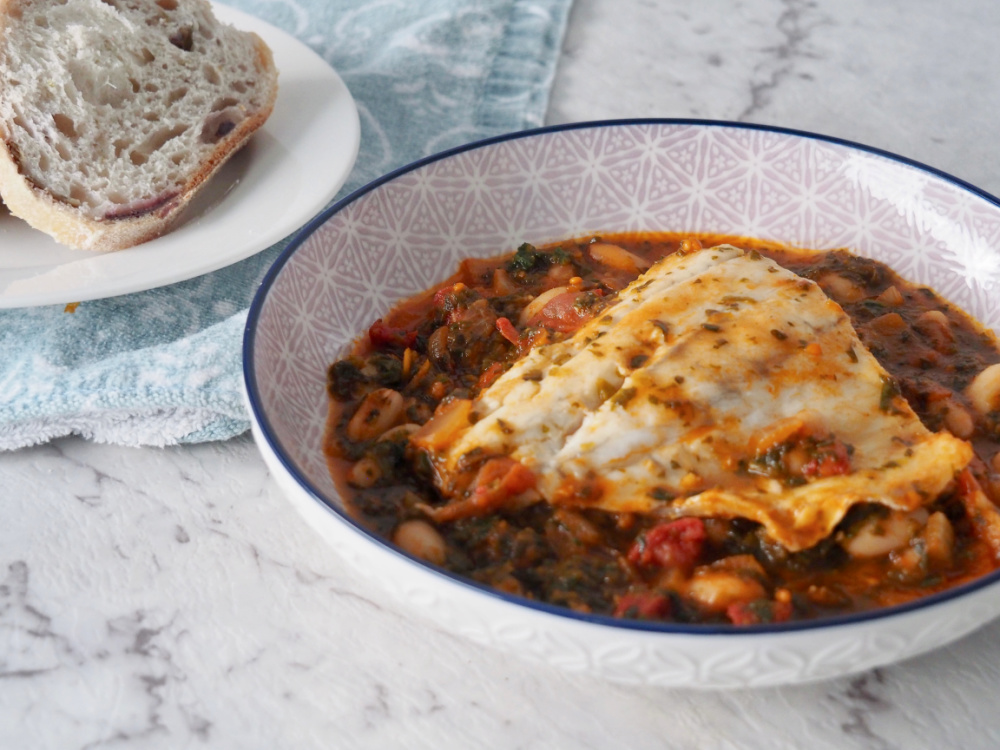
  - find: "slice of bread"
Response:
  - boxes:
[0,0,278,251]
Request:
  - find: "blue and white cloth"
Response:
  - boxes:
[0,0,573,450]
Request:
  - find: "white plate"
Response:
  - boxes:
[0,3,360,308]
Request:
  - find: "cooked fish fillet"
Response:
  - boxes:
[414,245,973,551]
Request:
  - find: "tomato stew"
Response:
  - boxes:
[323,234,1000,625]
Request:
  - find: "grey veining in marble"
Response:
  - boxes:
[548,0,1000,198]
[4,0,1000,747]
[4,437,1000,749]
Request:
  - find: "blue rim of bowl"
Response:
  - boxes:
[244,117,1000,636]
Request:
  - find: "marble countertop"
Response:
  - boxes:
[4,1,1000,748]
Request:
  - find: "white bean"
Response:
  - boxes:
[685,569,766,613]
[347,457,381,488]
[346,388,404,442]
[875,285,904,306]
[869,312,907,335]
[919,309,951,326]
[923,511,955,568]
[393,520,447,565]
[841,509,925,559]
[819,273,864,303]
[942,399,975,439]
[966,362,1000,417]
[915,310,954,352]
[588,243,650,273]
[709,553,767,578]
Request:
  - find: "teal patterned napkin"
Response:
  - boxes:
[0,0,573,450]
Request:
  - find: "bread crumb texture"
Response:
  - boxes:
[0,0,276,225]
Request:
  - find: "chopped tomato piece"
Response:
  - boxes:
[956,466,978,498]
[614,590,672,620]
[432,284,458,308]
[802,440,851,478]
[418,457,537,524]
[470,457,536,511]
[627,517,706,571]
[476,362,506,390]
[495,317,521,346]
[368,319,417,349]
[527,290,599,333]
[495,319,549,358]
[433,282,485,322]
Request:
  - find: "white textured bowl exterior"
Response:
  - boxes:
[245,121,1000,688]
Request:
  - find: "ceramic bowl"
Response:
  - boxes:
[243,120,1000,689]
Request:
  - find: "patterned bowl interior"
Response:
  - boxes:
[247,119,1000,599]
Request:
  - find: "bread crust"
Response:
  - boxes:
[0,1,278,252]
